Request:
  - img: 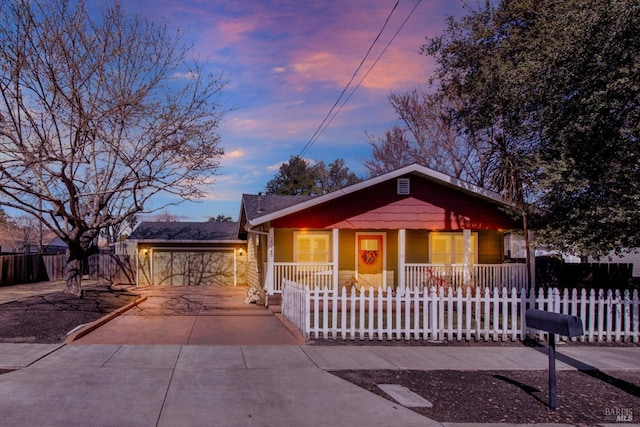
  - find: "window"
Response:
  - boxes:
[429,232,477,264]
[294,232,331,263]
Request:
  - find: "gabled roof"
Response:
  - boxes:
[241,193,315,223]
[242,164,512,230]
[128,221,243,243]
[46,236,67,248]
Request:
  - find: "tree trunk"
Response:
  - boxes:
[523,212,533,292]
[65,256,83,296]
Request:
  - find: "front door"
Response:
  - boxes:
[356,233,385,288]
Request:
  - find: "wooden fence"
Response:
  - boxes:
[43,254,66,281]
[281,280,640,344]
[0,254,49,286]
[88,254,135,284]
[1,253,134,286]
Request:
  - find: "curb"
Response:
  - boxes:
[63,295,147,344]
[273,312,307,345]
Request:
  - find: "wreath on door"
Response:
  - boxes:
[361,250,378,265]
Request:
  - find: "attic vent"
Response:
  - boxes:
[397,178,410,195]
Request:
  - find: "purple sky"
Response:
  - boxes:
[126,0,466,220]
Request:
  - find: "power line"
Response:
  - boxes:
[297,0,400,160]
[315,0,423,142]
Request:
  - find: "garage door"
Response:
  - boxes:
[151,249,236,286]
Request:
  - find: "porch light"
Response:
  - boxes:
[237,248,244,256]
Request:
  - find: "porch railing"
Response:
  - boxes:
[272,262,333,293]
[404,263,528,291]
[273,262,527,294]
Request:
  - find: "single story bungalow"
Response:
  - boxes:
[238,164,530,296]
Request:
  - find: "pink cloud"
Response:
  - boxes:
[132,0,463,96]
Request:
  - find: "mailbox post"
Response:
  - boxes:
[525,309,584,410]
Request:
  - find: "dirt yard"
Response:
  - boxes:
[332,368,640,424]
[0,287,138,344]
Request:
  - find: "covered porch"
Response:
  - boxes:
[265,227,532,295]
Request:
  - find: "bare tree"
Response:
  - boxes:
[0,0,227,295]
[364,126,414,176]
[151,211,180,222]
[101,214,137,246]
[365,90,493,185]
[0,214,39,253]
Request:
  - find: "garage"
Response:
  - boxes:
[127,221,247,287]
[151,249,237,286]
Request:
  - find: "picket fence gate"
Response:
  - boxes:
[281,279,640,343]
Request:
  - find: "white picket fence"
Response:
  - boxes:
[281,279,640,343]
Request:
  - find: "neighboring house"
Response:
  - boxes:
[239,164,528,296]
[37,235,68,254]
[12,233,68,254]
[128,221,247,286]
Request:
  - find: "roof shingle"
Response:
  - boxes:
[128,221,241,242]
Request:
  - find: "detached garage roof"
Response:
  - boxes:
[128,222,243,244]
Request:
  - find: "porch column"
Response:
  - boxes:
[463,229,472,287]
[265,228,275,295]
[332,228,339,291]
[398,229,406,291]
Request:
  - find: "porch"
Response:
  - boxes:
[262,226,532,295]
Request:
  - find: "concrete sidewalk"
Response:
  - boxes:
[2,342,638,371]
[0,344,440,427]
[0,343,638,426]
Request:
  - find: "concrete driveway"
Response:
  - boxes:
[73,285,304,345]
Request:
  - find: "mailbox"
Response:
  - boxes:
[525,308,583,337]
[524,308,584,410]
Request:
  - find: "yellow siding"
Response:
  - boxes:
[137,246,151,286]
[245,235,260,288]
[338,230,356,269]
[478,230,504,264]
[406,230,428,263]
[274,229,294,262]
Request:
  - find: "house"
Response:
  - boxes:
[41,236,68,254]
[239,164,530,296]
[128,221,247,286]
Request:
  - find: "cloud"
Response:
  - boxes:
[224,149,244,159]
[172,71,198,79]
